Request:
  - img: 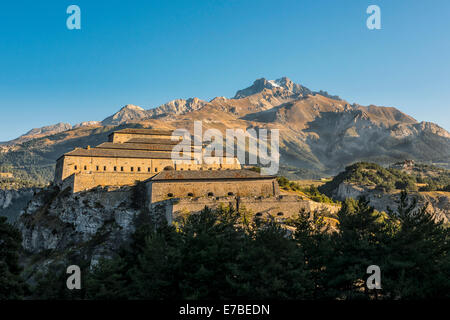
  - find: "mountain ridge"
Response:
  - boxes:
[7,76,444,142]
[0,77,448,184]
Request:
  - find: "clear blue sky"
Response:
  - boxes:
[0,0,449,141]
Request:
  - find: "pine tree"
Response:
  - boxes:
[85,257,129,299]
[290,208,334,299]
[326,197,389,299]
[32,263,86,300]
[230,218,314,299]
[175,206,245,299]
[0,216,27,299]
[126,225,182,299]
[383,191,450,299]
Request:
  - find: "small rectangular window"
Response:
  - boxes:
[96,166,99,171]
[131,167,134,172]
[114,166,117,171]
[84,166,87,170]
[155,168,158,172]
[104,166,107,171]
[148,167,151,172]
[121,167,124,172]
[74,165,77,170]
[137,167,141,172]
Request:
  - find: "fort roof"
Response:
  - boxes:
[148,169,275,181]
[124,138,183,145]
[108,128,180,137]
[61,147,235,159]
[63,147,177,159]
[96,142,198,152]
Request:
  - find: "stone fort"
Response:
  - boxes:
[55,128,338,222]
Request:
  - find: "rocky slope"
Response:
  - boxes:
[0,188,37,222]
[17,185,148,274]
[331,182,449,223]
[2,121,103,146]
[319,162,450,222]
[16,182,341,278]
[25,123,72,137]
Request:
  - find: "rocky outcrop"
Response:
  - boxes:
[73,121,101,129]
[234,77,313,99]
[101,104,149,125]
[420,192,450,223]
[332,182,449,223]
[148,97,207,118]
[0,188,36,222]
[17,186,144,270]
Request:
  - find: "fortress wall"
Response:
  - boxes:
[239,196,339,216]
[61,173,75,192]
[148,179,278,203]
[57,155,241,183]
[161,195,339,223]
[54,158,64,183]
[58,156,176,182]
[66,172,155,193]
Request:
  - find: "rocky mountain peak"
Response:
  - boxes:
[72,121,101,129]
[24,122,72,137]
[233,77,313,99]
[121,104,145,111]
[101,104,148,125]
[417,121,450,138]
[147,97,207,118]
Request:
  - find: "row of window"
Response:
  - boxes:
[73,165,233,172]
[167,192,235,197]
[255,212,284,217]
[74,165,159,173]
[164,193,285,217]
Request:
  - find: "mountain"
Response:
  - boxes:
[3,122,73,145]
[72,121,101,129]
[1,121,105,146]
[100,99,209,125]
[233,77,342,101]
[234,77,313,99]
[24,122,72,136]
[101,104,149,125]
[0,76,449,185]
[148,97,208,118]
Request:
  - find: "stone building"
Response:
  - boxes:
[54,127,339,225]
[146,169,279,203]
[56,128,241,192]
[143,169,339,224]
[150,195,339,225]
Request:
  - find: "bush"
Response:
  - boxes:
[277,177,337,204]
